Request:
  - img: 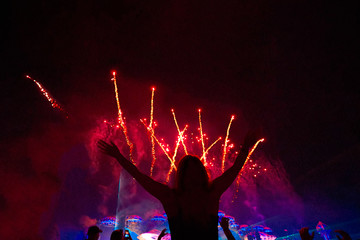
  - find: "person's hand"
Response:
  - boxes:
[97,140,122,159]
[299,227,315,240]
[243,128,263,150]
[335,230,352,240]
[158,228,168,240]
[220,217,230,230]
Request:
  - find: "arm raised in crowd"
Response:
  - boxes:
[220,217,236,240]
[157,228,168,240]
[335,230,352,240]
[97,140,170,200]
[212,129,263,195]
[299,227,315,240]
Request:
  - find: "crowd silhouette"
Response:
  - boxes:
[86,222,353,240]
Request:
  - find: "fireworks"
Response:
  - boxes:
[198,109,206,163]
[111,71,135,163]
[140,119,177,171]
[172,125,188,161]
[200,136,222,162]
[247,159,267,178]
[222,115,235,173]
[245,138,265,169]
[171,109,188,155]
[149,87,157,176]
[26,75,68,117]
[26,71,265,181]
[166,125,188,182]
[236,138,265,184]
[102,72,264,187]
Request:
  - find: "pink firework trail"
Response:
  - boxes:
[111,71,134,163]
[236,138,265,185]
[232,138,265,202]
[222,115,235,173]
[172,126,188,161]
[166,125,188,182]
[26,75,68,117]
[149,87,157,176]
[200,136,222,162]
[198,109,206,163]
[140,119,177,171]
[171,109,188,155]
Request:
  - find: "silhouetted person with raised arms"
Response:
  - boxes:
[98,130,261,240]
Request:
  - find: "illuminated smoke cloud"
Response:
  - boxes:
[79,215,97,229]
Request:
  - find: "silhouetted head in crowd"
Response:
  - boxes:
[87,226,102,240]
[110,229,124,240]
[176,155,210,192]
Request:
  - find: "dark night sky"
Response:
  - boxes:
[1,0,360,239]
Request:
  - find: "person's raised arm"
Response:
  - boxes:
[97,140,170,199]
[220,217,236,240]
[212,130,263,195]
[157,228,168,240]
[334,230,352,240]
[299,227,315,240]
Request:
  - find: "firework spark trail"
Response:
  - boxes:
[111,72,135,163]
[236,138,265,185]
[231,138,265,203]
[166,168,174,183]
[140,119,177,171]
[165,138,181,183]
[222,115,235,173]
[107,80,265,195]
[149,87,157,176]
[149,87,155,127]
[200,137,222,161]
[165,126,188,182]
[173,126,188,160]
[171,109,188,155]
[198,109,206,163]
[26,75,68,117]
